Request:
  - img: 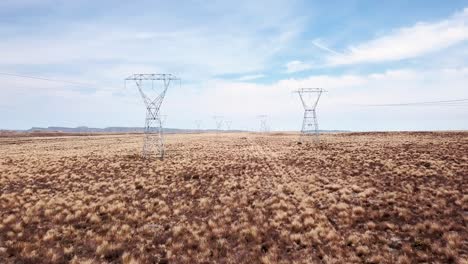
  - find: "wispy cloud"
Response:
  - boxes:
[285,60,313,73]
[2,64,468,130]
[237,74,265,81]
[325,8,468,66]
[0,1,303,80]
[165,67,468,130]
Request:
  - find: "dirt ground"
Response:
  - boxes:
[0,132,467,263]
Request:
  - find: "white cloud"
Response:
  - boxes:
[158,67,468,131]
[285,60,313,73]
[0,1,303,80]
[0,0,307,129]
[2,66,468,130]
[326,8,468,66]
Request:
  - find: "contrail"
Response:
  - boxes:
[312,40,342,55]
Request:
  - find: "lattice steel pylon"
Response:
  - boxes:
[213,116,224,132]
[225,120,232,131]
[294,88,326,143]
[125,74,180,159]
[195,120,202,131]
[257,115,269,133]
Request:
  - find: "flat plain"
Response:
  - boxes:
[0,132,467,263]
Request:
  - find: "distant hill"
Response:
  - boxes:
[28,126,144,133]
[25,126,236,133]
[23,127,350,133]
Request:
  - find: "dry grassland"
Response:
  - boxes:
[0,132,467,263]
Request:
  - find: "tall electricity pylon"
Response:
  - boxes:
[294,88,326,143]
[213,116,224,132]
[257,115,269,133]
[195,120,202,131]
[125,74,180,159]
[225,120,232,131]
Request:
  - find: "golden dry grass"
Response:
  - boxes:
[0,132,467,263]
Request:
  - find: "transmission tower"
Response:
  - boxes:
[294,88,326,143]
[225,120,232,131]
[257,115,269,133]
[213,116,224,132]
[125,73,180,159]
[195,120,202,130]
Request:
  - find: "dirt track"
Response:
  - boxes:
[0,132,467,263]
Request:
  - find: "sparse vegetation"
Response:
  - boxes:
[0,132,466,263]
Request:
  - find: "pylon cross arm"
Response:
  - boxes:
[125,73,180,81]
[295,88,326,110]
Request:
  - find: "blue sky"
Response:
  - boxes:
[1,0,467,131]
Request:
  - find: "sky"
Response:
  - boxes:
[1,0,468,131]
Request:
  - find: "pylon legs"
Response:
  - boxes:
[300,109,320,143]
[143,110,164,159]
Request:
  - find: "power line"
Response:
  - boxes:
[0,72,93,86]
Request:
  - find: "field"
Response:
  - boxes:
[0,132,467,263]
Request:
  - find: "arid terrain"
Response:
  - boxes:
[0,132,466,263]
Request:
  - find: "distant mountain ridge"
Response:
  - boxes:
[26,126,217,133]
[29,126,143,133]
